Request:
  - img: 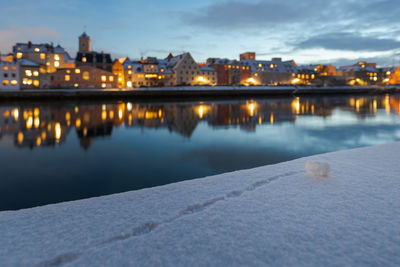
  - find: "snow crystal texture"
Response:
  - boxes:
[0,143,400,266]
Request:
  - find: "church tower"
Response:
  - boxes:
[79,32,91,53]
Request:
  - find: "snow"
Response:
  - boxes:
[1,143,400,266]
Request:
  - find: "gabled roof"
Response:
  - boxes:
[76,52,112,64]
[18,59,39,67]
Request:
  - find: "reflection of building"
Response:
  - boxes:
[1,95,398,150]
[50,66,117,89]
[75,32,113,72]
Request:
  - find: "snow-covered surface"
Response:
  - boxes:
[1,143,400,266]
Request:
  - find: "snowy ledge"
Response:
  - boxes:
[1,143,400,266]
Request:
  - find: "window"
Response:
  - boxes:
[65,75,70,81]
[40,53,45,60]
[25,70,32,77]
[33,71,39,77]
[16,53,23,59]
[54,55,60,61]
[82,57,87,63]
[33,80,39,87]
[3,66,8,71]
[83,71,90,80]
[4,73,8,78]
[11,66,16,71]
[34,48,40,52]
[11,80,17,85]
[12,74,16,78]
[54,61,60,67]
[3,80,9,86]
[101,75,106,82]
[75,69,80,74]
[109,76,114,82]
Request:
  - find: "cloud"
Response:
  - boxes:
[0,26,60,53]
[295,32,400,52]
[182,0,332,30]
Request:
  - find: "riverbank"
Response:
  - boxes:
[0,85,399,100]
[1,143,399,266]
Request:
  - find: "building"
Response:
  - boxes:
[240,52,256,61]
[19,59,42,89]
[338,62,382,86]
[12,42,71,73]
[206,58,243,85]
[50,66,117,89]
[296,64,338,85]
[240,54,298,85]
[113,57,172,88]
[75,32,113,72]
[167,53,217,86]
[0,59,20,90]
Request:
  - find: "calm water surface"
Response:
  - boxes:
[1,94,400,211]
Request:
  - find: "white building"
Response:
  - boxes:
[167,53,217,86]
[0,59,20,90]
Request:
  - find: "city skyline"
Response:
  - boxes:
[2,0,400,66]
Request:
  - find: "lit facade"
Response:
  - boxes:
[50,66,117,89]
[0,60,20,90]
[12,42,70,73]
[168,53,217,86]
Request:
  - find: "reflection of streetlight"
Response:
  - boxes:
[196,105,209,119]
[55,123,61,141]
[248,103,255,117]
[292,97,300,114]
[17,132,24,145]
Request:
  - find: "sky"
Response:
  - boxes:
[1,0,400,66]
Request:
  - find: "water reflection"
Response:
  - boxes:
[1,95,400,211]
[0,94,400,150]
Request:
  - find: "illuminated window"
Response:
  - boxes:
[66,70,71,74]
[109,76,114,82]
[3,80,9,86]
[54,61,60,67]
[34,48,40,52]
[101,75,107,82]
[65,75,70,81]
[3,66,8,71]
[11,66,16,71]
[75,69,80,74]
[83,71,90,80]
[128,70,132,75]
[16,53,23,59]
[160,68,164,73]
[258,64,262,68]
[11,80,17,85]
[25,70,32,77]
[54,55,60,61]
[33,71,39,77]
[82,57,87,63]
[33,80,39,87]
[40,53,45,60]
[101,83,106,88]
[270,64,274,68]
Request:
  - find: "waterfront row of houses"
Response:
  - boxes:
[1,32,400,90]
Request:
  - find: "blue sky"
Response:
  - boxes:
[1,0,400,66]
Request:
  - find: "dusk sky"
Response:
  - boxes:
[1,0,400,66]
